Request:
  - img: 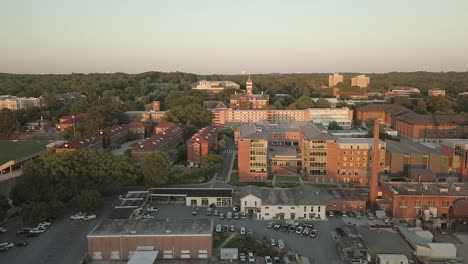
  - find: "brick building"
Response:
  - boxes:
[100,124,129,148]
[87,219,213,261]
[322,188,367,214]
[428,89,446,96]
[128,121,151,139]
[203,101,228,126]
[55,135,104,153]
[125,111,167,122]
[186,126,219,166]
[351,75,370,88]
[380,182,468,227]
[328,73,344,87]
[55,113,88,133]
[356,104,412,127]
[131,123,183,163]
[230,77,269,110]
[441,139,468,181]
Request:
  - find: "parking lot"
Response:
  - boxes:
[142,205,352,264]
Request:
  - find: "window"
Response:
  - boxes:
[333,202,337,206]
[254,201,257,206]
[278,206,282,209]
[427,201,436,207]
[198,250,208,259]
[304,206,307,212]
[413,200,422,208]
[318,206,321,212]
[265,213,269,216]
[442,201,450,208]
[265,206,269,209]
[245,201,247,206]
[291,207,295,209]
[181,250,190,259]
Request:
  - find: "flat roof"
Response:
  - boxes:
[356,226,412,253]
[384,182,468,196]
[322,188,366,201]
[88,219,213,237]
[148,188,233,197]
[270,146,301,159]
[385,140,443,156]
[240,185,325,205]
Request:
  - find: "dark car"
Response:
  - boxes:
[15,241,28,247]
[16,228,31,236]
[281,225,288,232]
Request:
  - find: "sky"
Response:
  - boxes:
[1,0,468,74]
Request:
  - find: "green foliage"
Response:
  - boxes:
[314,98,331,108]
[0,108,19,136]
[165,90,209,109]
[296,95,314,109]
[165,103,212,129]
[142,152,171,186]
[200,154,222,168]
[21,202,51,225]
[426,96,455,114]
[73,190,102,213]
[226,235,285,257]
[0,195,11,222]
[457,95,468,113]
[218,138,227,150]
[414,98,428,114]
[327,121,343,130]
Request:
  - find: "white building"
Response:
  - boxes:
[193,80,240,93]
[239,185,326,220]
[309,107,353,129]
[0,95,42,110]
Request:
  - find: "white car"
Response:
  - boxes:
[264,256,273,264]
[84,214,97,220]
[0,242,13,249]
[39,221,51,226]
[248,252,255,263]
[30,227,46,234]
[240,227,246,235]
[142,214,155,219]
[0,227,6,233]
[295,226,304,234]
[270,238,276,246]
[146,206,158,212]
[70,212,85,220]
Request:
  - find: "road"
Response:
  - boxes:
[150,205,346,264]
[211,138,236,188]
[0,198,115,264]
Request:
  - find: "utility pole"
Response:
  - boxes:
[72,115,76,138]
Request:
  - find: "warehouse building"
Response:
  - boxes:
[87,219,213,261]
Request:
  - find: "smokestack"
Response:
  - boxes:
[369,119,380,210]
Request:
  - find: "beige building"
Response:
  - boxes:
[193,80,240,94]
[351,75,370,88]
[0,95,42,110]
[328,73,344,87]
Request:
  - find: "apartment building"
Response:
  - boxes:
[328,73,344,87]
[428,89,446,96]
[55,113,88,133]
[131,122,183,163]
[237,124,269,182]
[380,182,468,227]
[441,139,468,181]
[128,121,151,139]
[186,126,219,166]
[356,104,412,127]
[99,124,129,148]
[0,95,42,111]
[351,75,370,88]
[125,111,167,122]
[193,80,240,94]
[55,135,104,153]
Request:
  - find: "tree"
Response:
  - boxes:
[457,95,468,113]
[142,152,171,186]
[73,190,102,213]
[414,98,428,114]
[327,121,343,130]
[165,104,213,129]
[200,154,222,168]
[21,202,51,225]
[314,98,331,108]
[0,195,11,222]
[218,138,227,150]
[427,96,455,113]
[296,95,314,109]
[0,108,19,136]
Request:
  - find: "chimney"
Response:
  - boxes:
[369,119,380,210]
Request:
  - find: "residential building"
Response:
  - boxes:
[203,101,229,125]
[55,92,86,104]
[322,188,367,213]
[380,182,468,226]
[55,113,88,133]
[186,126,219,166]
[87,219,213,261]
[55,135,103,153]
[356,104,412,127]
[394,113,468,143]
[328,73,344,87]
[125,111,167,122]
[0,95,42,111]
[131,123,183,163]
[147,188,233,207]
[128,122,151,139]
[385,140,449,178]
[230,77,269,110]
[385,86,421,97]
[100,124,129,148]
[239,185,326,220]
[193,80,240,94]
[237,124,269,182]
[351,75,370,88]
[428,89,446,96]
[441,139,468,181]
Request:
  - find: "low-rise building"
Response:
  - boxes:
[239,185,326,220]
[125,111,167,122]
[193,80,240,94]
[55,135,103,153]
[55,113,88,133]
[428,89,446,96]
[186,126,219,166]
[100,124,129,148]
[322,188,367,213]
[356,104,412,127]
[309,107,353,129]
[87,219,213,261]
[440,139,468,182]
[128,121,151,140]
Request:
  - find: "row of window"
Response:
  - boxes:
[399,200,450,208]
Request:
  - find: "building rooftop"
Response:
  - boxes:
[148,188,233,198]
[58,135,103,150]
[240,185,325,205]
[321,188,366,201]
[270,146,301,159]
[88,219,213,237]
[395,113,468,126]
[356,226,412,253]
[203,101,228,110]
[300,123,336,141]
[187,126,219,145]
[237,123,269,140]
[357,104,412,115]
[383,182,468,196]
[385,140,443,156]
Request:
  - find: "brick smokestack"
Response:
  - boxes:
[369,119,380,209]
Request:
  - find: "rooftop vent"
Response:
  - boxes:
[440,187,449,193]
[452,185,461,191]
[407,187,416,192]
[130,230,136,234]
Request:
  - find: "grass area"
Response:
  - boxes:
[0,141,47,164]
[229,172,271,187]
[226,235,286,257]
[169,166,217,185]
[275,176,301,183]
[213,232,230,249]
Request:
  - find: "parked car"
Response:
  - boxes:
[303,227,311,235]
[328,211,334,217]
[223,225,229,233]
[30,226,46,234]
[192,207,199,215]
[264,256,273,264]
[38,221,51,226]
[84,214,97,220]
[214,209,219,216]
[270,238,276,246]
[273,224,281,230]
[15,241,28,247]
[248,252,255,263]
[230,225,235,232]
[367,213,374,220]
[295,226,304,234]
[0,242,13,251]
[273,257,281,264]
[355,212,362,219]
[240,252,247,262]
[146,206,158,212]
[219,212,225,220]
[70,212,85,220]
[288,225,296,232]
[142,214,155,219]
[16,228,31,236]
[206,208,212,216]
[227,211,233,220]
[215,224,222,233]
[0,227,6,233]
[240,227,246,235]
[267,221,275,228]
[241,212,247,219]
[310,229,318,238]
[234,212,240,219]
[281,225,288,232]
[277,239,285,249]
[233,205,241,212]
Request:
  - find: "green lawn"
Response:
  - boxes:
[229,172,271,187]
[275,176,301,183]
[0,141,47,165]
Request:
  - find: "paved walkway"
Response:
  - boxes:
[216,233,238,250]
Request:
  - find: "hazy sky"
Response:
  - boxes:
[1,0,468,74]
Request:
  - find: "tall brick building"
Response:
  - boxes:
[186,126,219,166]
[441,139,468,182]
[230,76,269,110]
[356,104,412,127]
